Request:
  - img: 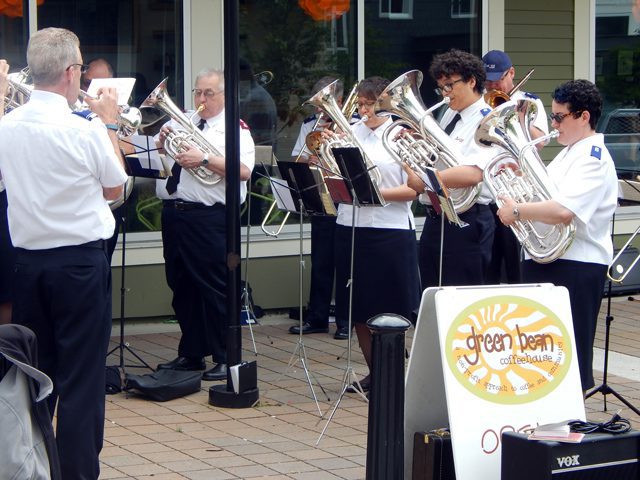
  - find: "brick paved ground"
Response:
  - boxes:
[97,295,640,479]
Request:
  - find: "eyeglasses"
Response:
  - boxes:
[67,63,89,74]
[357,100,376,109]
[548,111,582,123]
[192,89,223,99]
[434,78,465,96]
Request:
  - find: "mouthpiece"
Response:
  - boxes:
[425,96,450,115]
[360,115,369,122]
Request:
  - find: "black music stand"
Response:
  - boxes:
[317,146,385,444]
[265,160,337,417]
[106,135,168,375]
[585,193,640,415]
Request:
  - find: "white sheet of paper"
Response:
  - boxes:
[85,77,136,105]
[271,179,296,213]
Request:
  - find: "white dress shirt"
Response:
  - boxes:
[154,109,255,205]
[0,90,127,249]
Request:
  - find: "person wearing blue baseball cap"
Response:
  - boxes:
[482,49,550,285]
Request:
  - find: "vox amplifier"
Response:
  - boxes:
[501,430,640,480]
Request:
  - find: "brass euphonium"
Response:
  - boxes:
[376,70,480,213]
[303,79,383,187]
[475,99,575,263]
[4,67,33,113]
[140,78,222,186]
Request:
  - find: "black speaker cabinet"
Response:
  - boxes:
[501,430,640,480]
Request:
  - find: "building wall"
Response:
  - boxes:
[505,0,576,161]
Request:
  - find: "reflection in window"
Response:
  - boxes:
[596,0,640,177]
[450,0,477,19]
[379,0,413,19]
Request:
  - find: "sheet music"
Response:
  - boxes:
[122,135,170,179]
[270,178,297,213]
[85,77,136,105]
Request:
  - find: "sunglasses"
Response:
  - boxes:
[548,111,582,123]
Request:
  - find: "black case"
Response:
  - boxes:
[125,369,201,402]
[412,429,456,480]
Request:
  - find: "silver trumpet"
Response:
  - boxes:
[476,99,575,263]
[140,78,222,186]
[376,70,480,213]
[4,67,33,113]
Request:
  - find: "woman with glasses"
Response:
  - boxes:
[333,76,420,393]
[496,79,618,392]
[407,49,496,290]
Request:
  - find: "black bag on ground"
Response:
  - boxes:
[105,365,122,394]
[124,369,201,402]
[412,429,456,480]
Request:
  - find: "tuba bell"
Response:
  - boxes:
[475,99,575,263]
[140,78,222,186]
[304,79,383,188]
[376,70,480,213]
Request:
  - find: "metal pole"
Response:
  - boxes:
[209,0,258,408]
[365,313,411,480]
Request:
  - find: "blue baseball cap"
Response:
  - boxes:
[483,50,513,81]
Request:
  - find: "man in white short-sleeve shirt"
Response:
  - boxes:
[0,27,127,480]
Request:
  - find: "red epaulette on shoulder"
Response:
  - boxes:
[239,119,250,130]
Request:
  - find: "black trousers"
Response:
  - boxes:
[419,204,495,289]
[162,202,227,363]
[307,215,345,329]
[523,259,607,390]
[0,190,15,303]
[486,203,522,284]
[12,243,112,480]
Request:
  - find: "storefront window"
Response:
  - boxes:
[596,0,640,178]
[27,0,185,234]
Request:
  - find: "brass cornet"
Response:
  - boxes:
[4,67,33,113]
[76,89,142,138]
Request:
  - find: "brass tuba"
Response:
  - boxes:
[376,70,480,213]
[140,78,222,186]
[4,67,33,113]
[303,79,383,187]
[476,99,575,263]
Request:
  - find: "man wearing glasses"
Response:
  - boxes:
[483,50,550,285]
[408,49,496,289]
[497,79,618,393]
[154,69,255,382]
[0,28,127,479]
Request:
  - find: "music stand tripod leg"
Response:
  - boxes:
[106,196,153,373]
[317,198,368,445]
[268,207,329,417]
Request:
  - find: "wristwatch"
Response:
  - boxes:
[512,205,520,219]
[201,153,209,167]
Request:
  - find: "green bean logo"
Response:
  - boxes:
[445,295,572,404]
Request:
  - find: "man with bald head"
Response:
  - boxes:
[81,57,114,91]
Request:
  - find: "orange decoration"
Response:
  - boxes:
[0,0,44,18]
[299,0,350,21]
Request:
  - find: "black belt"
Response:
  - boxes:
[424,203,490,219]
[16,239,106,254]
[164,200,223,211]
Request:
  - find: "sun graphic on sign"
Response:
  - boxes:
[444,296,573,404]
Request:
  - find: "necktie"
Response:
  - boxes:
[443,113,461,135]
[166,118,207,194]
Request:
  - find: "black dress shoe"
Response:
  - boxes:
[157,356,206,371]
[202,363,228,381]
[288,322,329,335]
[334,326,349,340]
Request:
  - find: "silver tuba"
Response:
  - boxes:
[140,78,222,185]
[304,79,383,188]
[475,99,575,263]
[4,67,33,113]
[376,70,480,213]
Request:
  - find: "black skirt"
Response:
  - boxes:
[334,225,420,325]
